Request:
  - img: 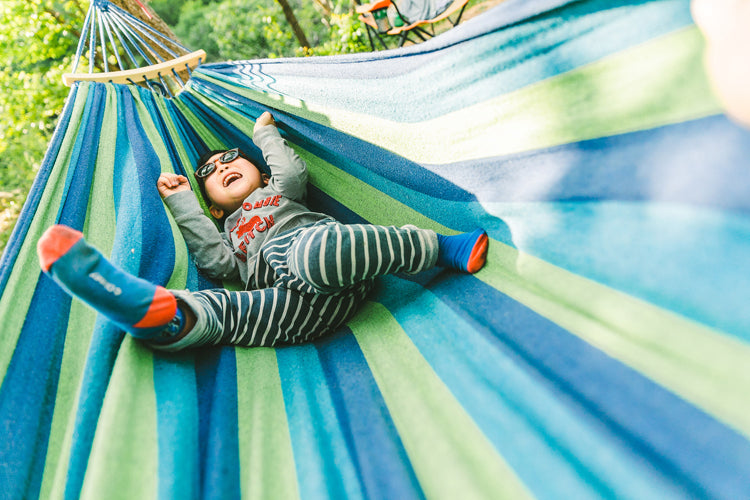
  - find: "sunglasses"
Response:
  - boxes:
[195,148,240,179]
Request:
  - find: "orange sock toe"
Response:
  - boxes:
[466,233,488,274]
[37,225,84,272]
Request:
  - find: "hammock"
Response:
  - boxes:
[3,0,750,498]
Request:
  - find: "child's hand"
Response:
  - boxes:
[157,173,191,199]
[254,112,276,134]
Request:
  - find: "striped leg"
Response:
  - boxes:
[152,287,336,350]
[287,222,438,293]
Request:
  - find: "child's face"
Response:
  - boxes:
[202,151,268,219]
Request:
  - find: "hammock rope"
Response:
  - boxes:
[65,0,204,95]
[2,0,750,498]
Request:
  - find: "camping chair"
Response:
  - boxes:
[356,0,470,49]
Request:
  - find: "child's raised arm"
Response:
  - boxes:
[252,112,308,201]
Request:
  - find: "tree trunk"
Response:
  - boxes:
[110,0,192,82]
[274,0,311,48]
[111,0,183,58]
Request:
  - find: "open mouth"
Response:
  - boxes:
[223,172,242,187]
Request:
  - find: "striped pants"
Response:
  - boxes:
[155,220,438,350]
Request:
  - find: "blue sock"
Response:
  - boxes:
[436,229,488,273]
[37,225,184,341]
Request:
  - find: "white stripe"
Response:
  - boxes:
[301,226,322,284]
[347,225,357,283]
[373,226,383,276]
[415,230,427,271]
[229,293,241,343]
[264,248,287,260]
[297,307,314,341]
[279,291,292,324]
[259,290,279,345]
[237,296,254,344]
[276,292,292,332]
[303,316,324,342]
[288,298,304,342]
[341,296,357,321]
[407,229,417,271]
[318,294,335,317]
[318,227,329,286]
[327,297,344,326]
[384,228,395,275]
[395,229,406,269]
[235,294,253,345]
[248,292,265,345]
[335,224,344,286]
[360,226,370,280]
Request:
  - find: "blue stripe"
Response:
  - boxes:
[57,84,106,230]
[195,347,241,500]
[428,115,750,212]
[117,86,176,287]
[316,330,425,500]
[277,344,364,499]
[0,275,72,500]
[63,321,126,500]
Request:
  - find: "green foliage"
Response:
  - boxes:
[0,0,87,255]
[156,0,368,61]
[300,12,370,56]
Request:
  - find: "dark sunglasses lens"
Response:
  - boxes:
[197,162,215,178]
[221,149,239,163]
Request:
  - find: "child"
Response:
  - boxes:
[37,112,488,351]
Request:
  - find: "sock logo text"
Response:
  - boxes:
[89,272,122,296]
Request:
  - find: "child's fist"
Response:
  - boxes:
[157,173,191,199]
[254,111,276,133]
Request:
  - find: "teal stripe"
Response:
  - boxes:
[153,353,200,500]
[482,201,750,342]
[276,345,365,499]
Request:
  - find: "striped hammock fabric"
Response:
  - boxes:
[2,0,750,498]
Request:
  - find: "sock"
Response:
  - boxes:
[37,224,183,341]
[436,229,488,273]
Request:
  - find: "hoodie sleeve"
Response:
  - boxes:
[253,124,308,202]
[163,190,242,282]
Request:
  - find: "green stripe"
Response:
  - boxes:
[478,241,750,440]
[39,83,121,499]
[0,82,91,385]
[79,340,158,499]
[299,149,454,233]
[185,88,257,139]
[193,27,719,164]
[350,302,533,500]
[236,349,300,500]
